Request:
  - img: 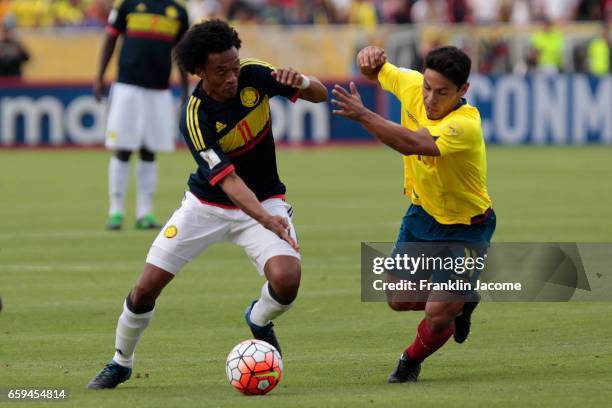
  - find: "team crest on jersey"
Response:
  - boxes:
[136,2,146,12]
[240,87,259,108]
[216,122,227,133]
[109,131,118,141]
[164,225,178,239]
[443,122,463,137]
[165,6,178,18]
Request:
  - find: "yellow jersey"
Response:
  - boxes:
[378,62,492,225]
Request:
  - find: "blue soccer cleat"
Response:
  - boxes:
[87,361,132,389]
[244,300,282,356]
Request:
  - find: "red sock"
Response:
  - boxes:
[406,318,455,362]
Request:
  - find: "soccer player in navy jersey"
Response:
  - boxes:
[96,0,189,230]
[88,19,327,389]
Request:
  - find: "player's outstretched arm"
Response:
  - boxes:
[331,82,440,156]
[272,68,328,103]
[219,171,299,251]
[357,46,387,81]
[94,33,118,102]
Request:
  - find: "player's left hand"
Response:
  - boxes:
[272,68,305,88]
[331,82,369,120]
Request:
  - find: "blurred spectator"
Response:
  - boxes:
[84,0,112,26]
[0,0,10,20]
[411,0,447,24]
[330,0,351,23]
[347,0,378,28]
[447,0,470,23]
[187,0,222,23]
[575,0,603,21]
[606,0,612,18]
[587,22,611,76]
[380,0,412,24]
[0,19,30,77]
[227,0,261,23]
[529,18,565,73]
[532,0,580,23]
[53,0,85,26]
[479,32,511,73]
[311,0,340,24]
[468,0,501,24]
[509,0,531,25]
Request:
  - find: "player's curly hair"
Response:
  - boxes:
[424,46,471,89]
[174,19,242,74]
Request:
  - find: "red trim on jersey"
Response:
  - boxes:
[209,164,235,186]
[106,25,121,37]
[197,194,286,209]
[470,207,492,225]
[290,89,300,103]
[227,122,271,158]
[126,30,175,42]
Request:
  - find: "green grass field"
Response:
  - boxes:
[1,146,611,407]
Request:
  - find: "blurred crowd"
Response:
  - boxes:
[0,0,110,28]
[0,0,610,28]
[0,0,610,77]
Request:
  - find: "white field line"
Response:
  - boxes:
[0,231,152,240]
[0,264,133,272]
[0,222,399,241]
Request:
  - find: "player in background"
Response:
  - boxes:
[87,19,328,389]
[95,0,189,230]
[332,45,496,383]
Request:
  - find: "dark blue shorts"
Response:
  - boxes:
[391,205,496,294]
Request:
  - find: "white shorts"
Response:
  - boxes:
[104,82,177,152]
[146,191,300,276]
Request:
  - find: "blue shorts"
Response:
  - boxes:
[391,205,496,294]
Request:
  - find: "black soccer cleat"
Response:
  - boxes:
[388,352,421,383]
[454,291,481,344]
[244,300,282,356]
[87,361,132,389]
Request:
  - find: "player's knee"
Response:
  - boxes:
[115,150,132,162]
[387,300,415,311]
[424,313,454,333]
[267,260,301,304]
[128,286,159,313]
[139,147,155,162]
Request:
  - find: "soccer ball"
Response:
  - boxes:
[225,339,282,395]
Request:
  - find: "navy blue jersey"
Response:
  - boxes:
[179,59,300,207]
[107,0,189,89]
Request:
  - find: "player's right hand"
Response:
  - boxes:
[262,215,300,252]
[357,46,387,76]
[93,79,106,102]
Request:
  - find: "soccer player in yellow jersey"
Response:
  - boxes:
[332,45,496,383]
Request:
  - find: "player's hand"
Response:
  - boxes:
[272,68,305,88]
[331,82,369,121]
[262,215,300,252]
[357,46,387,76]
[93,78,106,102]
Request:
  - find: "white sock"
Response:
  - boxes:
[249,282,293,327]
[108,156,130,215]
[136,159,158,219]
[113,301,155,368]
